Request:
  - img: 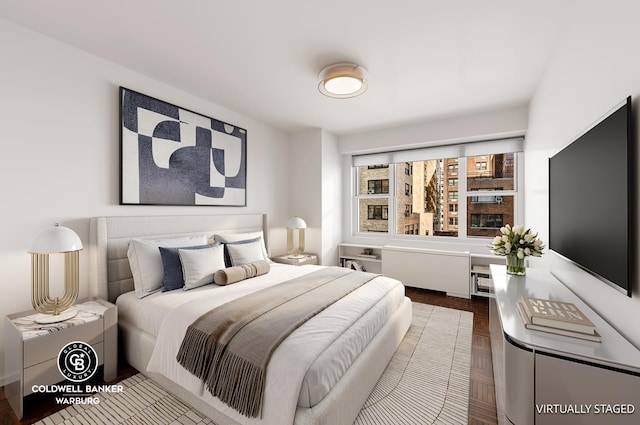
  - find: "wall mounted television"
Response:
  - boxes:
[549,96,633,297]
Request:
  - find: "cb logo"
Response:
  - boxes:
[57,341,98,382]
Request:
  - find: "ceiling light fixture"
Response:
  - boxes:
[318,63,369,98]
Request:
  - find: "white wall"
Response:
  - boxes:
[289,129,342,265]
[289,129,323,258]
[320,130,342,265]
[0,19,291,382]
[525,0,640,348]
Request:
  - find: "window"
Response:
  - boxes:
[368,205,389,220]
[404,162,412,175]
[367,179,389,194]
[470,214,503,229]
[357,165,391,233]
[467,196,513,236]
[470,195,503,203]
[404,204,413,216]
[467,153,514,191]
[353,138,522,239]
[404,224,419,235]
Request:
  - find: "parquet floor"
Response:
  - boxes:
[0,288,498,425]
[405,287,498,425]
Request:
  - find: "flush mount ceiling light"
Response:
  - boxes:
[318,63,369,98]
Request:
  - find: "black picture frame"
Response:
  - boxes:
[119,87,247,206]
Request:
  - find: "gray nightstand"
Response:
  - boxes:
[271,254,318,266]
[4,297,117,419]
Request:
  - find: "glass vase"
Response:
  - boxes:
[506,253,526,275]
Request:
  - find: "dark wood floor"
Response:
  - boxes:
[405,287,498,425]
[1,288,497,425]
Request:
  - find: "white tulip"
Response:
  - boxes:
[513,225,524,235]
[502,235,509,242]
[525,248,531,256]
[517,248,525,259]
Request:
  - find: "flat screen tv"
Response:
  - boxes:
[549,96,633,297]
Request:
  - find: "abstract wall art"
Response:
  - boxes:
[120,87,247,206]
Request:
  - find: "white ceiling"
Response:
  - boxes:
[1,0,577,135]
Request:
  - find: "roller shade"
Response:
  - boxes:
[352,137,524,167]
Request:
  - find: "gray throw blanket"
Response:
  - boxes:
[176,267,378,418]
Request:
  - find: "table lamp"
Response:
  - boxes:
[286,216,307,258]
[28,224,83,323]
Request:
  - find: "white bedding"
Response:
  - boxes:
[117,263,316,337]
[119,264,405,425]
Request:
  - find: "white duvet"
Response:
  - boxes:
[145,264,404,425]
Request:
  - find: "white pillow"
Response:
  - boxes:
[127,235,208,298]
[226,238,265,266]
[214,231,271,262]
[179,244,226,290]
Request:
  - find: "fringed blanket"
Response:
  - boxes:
[176,267,378,418]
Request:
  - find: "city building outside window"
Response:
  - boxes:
[354,144,521,239]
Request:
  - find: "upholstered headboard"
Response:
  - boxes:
[90,214,269,303]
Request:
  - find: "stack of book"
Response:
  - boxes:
[342,259,367,272]
[516,296,601,342]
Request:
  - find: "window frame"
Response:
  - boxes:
[352,152,523,241]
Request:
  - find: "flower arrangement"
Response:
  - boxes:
[489,224,544,275]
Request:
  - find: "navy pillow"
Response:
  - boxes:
[222,236,262,267]
[159,242,218,292]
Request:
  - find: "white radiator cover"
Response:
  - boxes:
[382,246,470,298]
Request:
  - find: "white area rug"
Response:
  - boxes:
[36,303,472,425]
[355,303,473,425]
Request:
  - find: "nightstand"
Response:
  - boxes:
[4,297,117,419]
[271,253,318,266]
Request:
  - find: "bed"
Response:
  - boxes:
[90,214,412,425]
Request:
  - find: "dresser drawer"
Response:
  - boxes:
[24,342,104,396]
[23,319,103,368]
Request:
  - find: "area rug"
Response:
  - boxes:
[35,303,472,425]
[354,302,473,425]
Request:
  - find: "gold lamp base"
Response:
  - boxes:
[287,227,306,259]
[28,224,83,325]
[30,250,80,322]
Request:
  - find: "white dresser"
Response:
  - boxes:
[489,265,640,425]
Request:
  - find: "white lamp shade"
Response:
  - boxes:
[286,216,307,229]
[28,224,83,253]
